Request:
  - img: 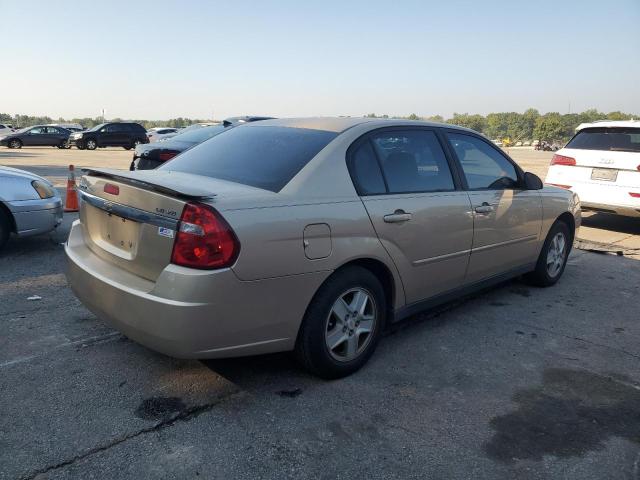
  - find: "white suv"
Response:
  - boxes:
[545,120,640,217]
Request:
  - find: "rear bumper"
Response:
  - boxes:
[65,220,326,358]
[546,166,640,217]
[8,197,63,236]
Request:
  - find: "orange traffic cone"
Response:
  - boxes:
[64,165,79,212]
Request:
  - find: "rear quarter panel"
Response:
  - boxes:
[224,199,405,309]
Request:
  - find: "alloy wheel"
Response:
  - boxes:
[325,287,376,362]
[546,232,566,278]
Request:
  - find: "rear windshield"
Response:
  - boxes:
[159,126,338,192]
[566,127,640,153]
[171,125,226,143]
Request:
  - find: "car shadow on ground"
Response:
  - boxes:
[201,277,523,390]
[0,151,42,158]
[581,212,640,236]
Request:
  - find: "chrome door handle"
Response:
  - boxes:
[474,203,494,214]
[383,210,412,223]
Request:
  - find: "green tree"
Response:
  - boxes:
[447,113,486,132]
[533,113,565,142]
[424,115,444,123]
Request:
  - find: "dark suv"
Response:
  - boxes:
[68,122,148,150]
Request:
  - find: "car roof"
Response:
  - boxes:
[577,120,640,131]
[243,117,474,134]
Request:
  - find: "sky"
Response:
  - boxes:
[1,0,639,121]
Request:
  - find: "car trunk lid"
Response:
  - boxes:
[77,169,264,282]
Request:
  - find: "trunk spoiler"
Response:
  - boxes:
[81,168,216,200]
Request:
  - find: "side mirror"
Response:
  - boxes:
[523,172,543,190]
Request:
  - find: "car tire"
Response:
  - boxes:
[525,220,571,287]
[8,139,22,149]
[294,266,387,379]
[123,146,132,150]
[85,139,97,150]
[76,141,85,150]
[0,209,11,252]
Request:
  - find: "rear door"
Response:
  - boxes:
[42,127,63,145]
[444,131,542,283]
[349,127,474,305]
[99,124,125,146]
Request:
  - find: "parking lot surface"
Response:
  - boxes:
[1,147,639,479]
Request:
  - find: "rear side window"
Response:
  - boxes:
[370,130,455,194]
[349,141,386,195]
[160,126,338,192]
[447,132,519,189]
[566,127,640,152]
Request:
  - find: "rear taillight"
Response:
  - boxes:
[547,183,572,189]
[171,203,240,270]
[159,151,178,162]
[551,154,576,166]
[629,192,640,198]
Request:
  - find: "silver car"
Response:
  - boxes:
[66,118,580,378]
[0,166,63,251]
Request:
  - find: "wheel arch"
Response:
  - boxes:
[317,256,401,322]
[556,212,576,247]
[0,201,17,233]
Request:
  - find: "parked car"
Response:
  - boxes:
[222,115,275,126]
[68,122,148,150]
[545,120,640,217]
[0,125,71,149]
[0,123,14,136]
[131,124,227,170]
[0,166,63,251]
[147,127,180,143]
[66,118,580,378]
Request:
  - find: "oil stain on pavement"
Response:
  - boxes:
[484,368,640,462]
[135,397,187,421]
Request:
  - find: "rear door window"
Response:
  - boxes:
[159,126,338,192]
[566,127,640,152]
[446,132,519,189]
[371,130,455,194]
[349,141,387,195]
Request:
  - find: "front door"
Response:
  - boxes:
[26,127,48,146]
[444,131,543,284]
[349,128,474,305]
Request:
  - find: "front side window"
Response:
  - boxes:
[447,132,519,189]
[369,130,455,194]
[160,126,338,192]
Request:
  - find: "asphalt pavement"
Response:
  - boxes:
[1,147,639,480]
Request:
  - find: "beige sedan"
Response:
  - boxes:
[65,118,581,378]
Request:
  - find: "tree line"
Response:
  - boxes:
[1,108,636,142]
[367,108,637,142]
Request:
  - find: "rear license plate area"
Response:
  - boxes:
[591,168,618,182]
[102,213,138,253]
